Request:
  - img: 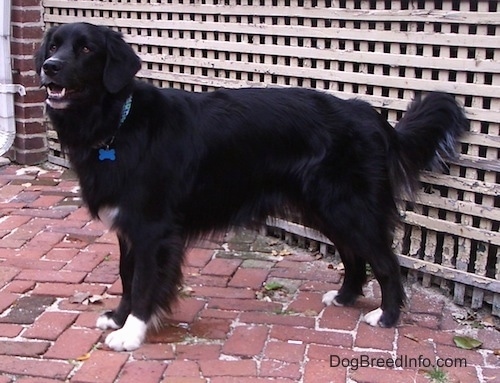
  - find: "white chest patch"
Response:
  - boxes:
[98,206,120,230]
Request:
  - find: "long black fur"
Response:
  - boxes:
[35,23,468,332]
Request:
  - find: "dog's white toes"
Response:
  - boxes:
[363,307,383,326]
[104,314,147,351]
[322,290,344,307]
[96,314,120,330]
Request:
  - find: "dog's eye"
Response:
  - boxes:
[49,44,57,53]
[81,46,91,54]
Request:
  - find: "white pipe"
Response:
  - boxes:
[0,0,25,157]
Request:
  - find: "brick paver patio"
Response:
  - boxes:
[0,163,498,382]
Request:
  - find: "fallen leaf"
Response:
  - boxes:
[76,352,91,361]
[453,335,482,350]
[264,281,284,291]
[404,334,420,343]
[70,292,91,304]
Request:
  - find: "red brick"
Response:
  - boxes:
[164,360,200,377]
[132,343,175,360]
[185,273,229,288]
[396,330,435,362]
[303,360,346,383]
[207,298,281,313]
[0,355,72,380]
[211,379,294,383]
[44,328,102,360]
[270,325,352,347]
[1,340,50,356]
[190,318,232,340]
[199,360,257,377]
[167,297,206,324]
[176,344,221,360]
[147,325,189,344]
[435,344,484,367]
[198,308,239,320]
[354,322,396,350]
[3,280,35,293]
[193,286,255,299]
[264,341,306,363]
[71,350,129,383]
[0,214,31,229]
[116,360,167,383]
[409,290,445,315]
[0,266,20,288]
[44,247,80,261]
[23,311,78,340]
[319,305,362,331]
[398,326,455,347]
[32,282,106,297]
[0,323,23,337]
[228,268,269,289]
[259,360,301,380]
[185,248,215,268]
[287,291,325,315]
[0,292,21,313]
[308,344,392,362]
[75,311,102,329]
[349,368,428,383]
[62,251,107,272]
[16,378,72,383]
[16,269,86,284]
[270,266,340,283]
[222,325,269,357]
[201,258,242,277]
[239,311,315,328]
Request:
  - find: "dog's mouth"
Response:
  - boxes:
[44,83,80,109]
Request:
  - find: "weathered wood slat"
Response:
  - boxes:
[403,212,500,246]
[44,13,500,49]
[42,1,500,25]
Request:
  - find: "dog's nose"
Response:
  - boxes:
[42,58,63,76]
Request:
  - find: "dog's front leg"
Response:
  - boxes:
[97,236,133,331]
[98,231,184,351]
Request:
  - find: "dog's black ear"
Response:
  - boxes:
[35,26,59,74]
[103,28,141,93]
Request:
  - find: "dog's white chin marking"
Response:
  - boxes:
[98,206,120,230]
[104,314,147,351]
[96,314,120,330]
[363,307,383,326]
[322,290,344,307]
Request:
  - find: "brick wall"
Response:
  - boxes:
[9,0,47,164]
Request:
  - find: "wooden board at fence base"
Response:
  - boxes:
[41,0,500,316]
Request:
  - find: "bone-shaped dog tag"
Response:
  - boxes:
[99,148,116,161]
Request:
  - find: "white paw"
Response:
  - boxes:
[104,315,147,351]
[363,307,383,326]
[322,290,344,307]
[96,314,120,330]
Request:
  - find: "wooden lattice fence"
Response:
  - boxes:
[41,0,500,316]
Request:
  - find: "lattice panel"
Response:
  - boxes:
[42,0,500,314]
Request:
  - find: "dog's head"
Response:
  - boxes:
[35,22,141,110]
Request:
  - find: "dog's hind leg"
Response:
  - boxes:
[315,198,405,328]
[322,244,366,307]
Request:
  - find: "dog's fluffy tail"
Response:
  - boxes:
[390,92,468,198]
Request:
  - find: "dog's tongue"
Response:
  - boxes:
[47,85,67,99]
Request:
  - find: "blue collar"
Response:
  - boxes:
[98,94,133,161]
[119,94,133,126]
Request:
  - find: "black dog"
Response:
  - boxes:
[35,22,468,351]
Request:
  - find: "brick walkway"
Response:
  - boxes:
[0,163,498,383]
